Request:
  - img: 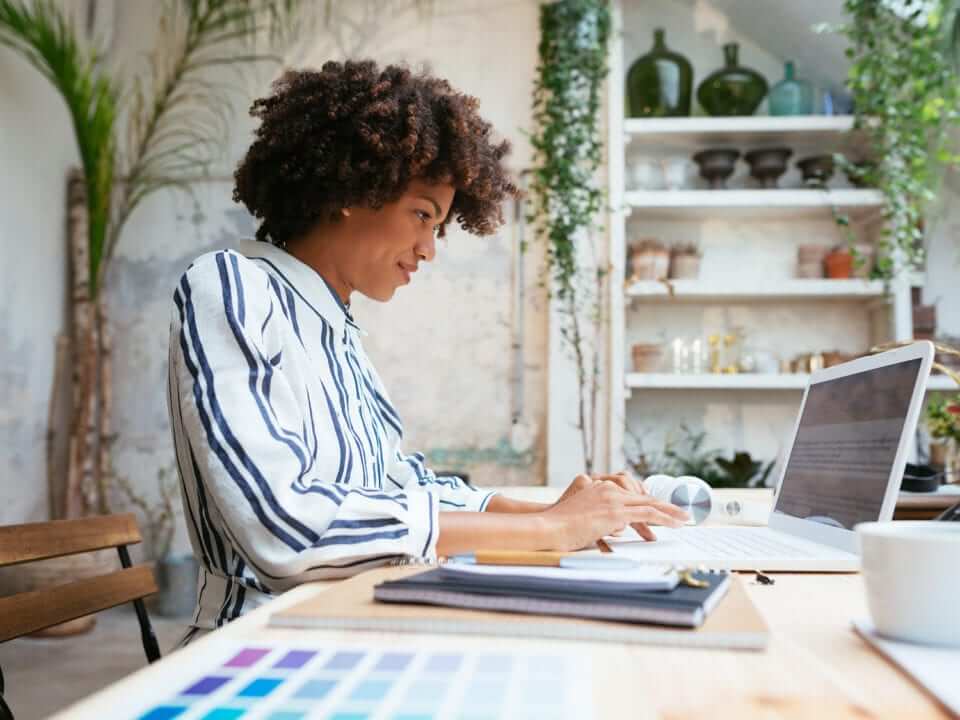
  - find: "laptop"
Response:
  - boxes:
[611,341,935,572]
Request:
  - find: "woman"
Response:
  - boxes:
[168,60,687,637]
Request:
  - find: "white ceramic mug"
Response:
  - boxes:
[855,521,960,647]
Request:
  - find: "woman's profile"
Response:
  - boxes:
[167,59,687,641]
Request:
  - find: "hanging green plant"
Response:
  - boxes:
[529,0,610,473]
[825,0,960,278]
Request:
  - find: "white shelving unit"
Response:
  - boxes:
[627,374,957,393]
[624,189,884,221]
[626,373,810,390]
[623,115,860,149]
[625,279,887,302]
[604,1,918,472]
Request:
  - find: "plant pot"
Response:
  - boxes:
[744,147,792,189]
[797,154,835,185]
[696,43,768,116]
[626,28,693,117]
[692,148,740,189]
[930,440,949,468]
[630,247,670,280]
[152,553,199,618]
[632,343,664,372]
[669,253,700,279]
[824,248,853,278]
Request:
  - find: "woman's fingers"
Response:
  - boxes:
[592,471,646,496]
[627,505,685,527]
[631,522,657,541]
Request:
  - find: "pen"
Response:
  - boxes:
[448,550,640,570]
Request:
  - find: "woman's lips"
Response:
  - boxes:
[398,262,417,284]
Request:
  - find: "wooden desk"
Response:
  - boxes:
[50,487,949,720]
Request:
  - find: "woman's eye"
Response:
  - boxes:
[415,210,431,223]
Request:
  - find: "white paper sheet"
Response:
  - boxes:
[853,619,960,716]
[442,561,678,590]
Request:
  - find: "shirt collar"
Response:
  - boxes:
[238,239,363,340]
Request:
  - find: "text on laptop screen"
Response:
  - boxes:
[773,358,922,530]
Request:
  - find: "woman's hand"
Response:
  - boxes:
[539,481,688,552]
[555,471,662,540]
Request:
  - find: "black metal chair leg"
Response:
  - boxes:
[0,664,14,720]
[117,546,161,664]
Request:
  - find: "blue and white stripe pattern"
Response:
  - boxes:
[167,239,496,632]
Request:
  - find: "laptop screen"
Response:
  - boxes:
[773,358,923,530]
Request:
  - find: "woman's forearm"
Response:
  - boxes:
[483,494,552,513]
[436,511,557,557]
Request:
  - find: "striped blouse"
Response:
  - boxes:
[167,239,496,631]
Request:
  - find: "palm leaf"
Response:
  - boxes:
[109,0,304,273]
[0,0,119,297]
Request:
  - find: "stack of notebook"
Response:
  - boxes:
[374,563,728,628]
[270,564,770,650]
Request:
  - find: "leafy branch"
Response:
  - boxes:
[824,0,960,279]
[529,0,611,473]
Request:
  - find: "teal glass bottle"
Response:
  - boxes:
[696,43,768,116]
[768,62,814,115]
[626,28,692,117]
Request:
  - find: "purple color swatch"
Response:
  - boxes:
[425,654,462,673]
[182,676,231,695]
[272,650,317,669]
[323,651,365,671]
[374,653,413,672]
[224,648,271,668]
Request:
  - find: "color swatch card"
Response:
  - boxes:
[134,641,593,720]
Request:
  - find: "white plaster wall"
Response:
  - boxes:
[91,0,548,552]
[0,6,78,524]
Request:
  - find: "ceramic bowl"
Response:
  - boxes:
[743,147,793,189]
[692,148,740,189]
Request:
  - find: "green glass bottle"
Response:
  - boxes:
[626,28,692,117]
[696,43,768,117]
[768,62,814,115]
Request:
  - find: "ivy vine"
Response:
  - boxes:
[529,0,610,473]
[828,0,960,278]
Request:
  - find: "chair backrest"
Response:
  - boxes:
[0,513,160,658]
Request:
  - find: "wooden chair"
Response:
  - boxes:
[0,513,161,720]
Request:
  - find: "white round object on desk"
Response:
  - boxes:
[643,474,713,525]
[856,521,960,647]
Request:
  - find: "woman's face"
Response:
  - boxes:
[341,179,456,302]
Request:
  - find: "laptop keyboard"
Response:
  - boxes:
[668,528,816,558]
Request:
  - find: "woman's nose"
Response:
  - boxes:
[415,233,436,263]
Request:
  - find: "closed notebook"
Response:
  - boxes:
[270,566,769,651]
[375,565,728,628]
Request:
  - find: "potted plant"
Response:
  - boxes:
[669,242,701,279]
[629,238,670,280]
[926,395,960,483]
[824,245,853,278]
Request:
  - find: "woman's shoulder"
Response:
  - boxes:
[174,247,272,310]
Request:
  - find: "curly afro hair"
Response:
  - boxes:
[233,59,518,247]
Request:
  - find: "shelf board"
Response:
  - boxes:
[624,115,861,152]
[626,373,808,390]
[624,189,884,220]
[625,279,888,302]
[626,373,957,392]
